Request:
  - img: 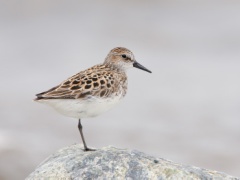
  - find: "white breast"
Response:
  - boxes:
[38,94,124,119]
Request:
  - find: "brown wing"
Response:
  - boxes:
[35,65,127,100]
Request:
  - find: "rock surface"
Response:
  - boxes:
[26,144,239,180]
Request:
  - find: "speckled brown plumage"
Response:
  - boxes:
[35,64,128,100]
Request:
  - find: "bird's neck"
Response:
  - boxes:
[103,62,126,73]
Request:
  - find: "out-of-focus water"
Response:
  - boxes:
[1,0,240,179]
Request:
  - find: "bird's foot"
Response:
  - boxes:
[84,147,96,152]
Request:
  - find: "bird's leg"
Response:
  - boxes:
[78,119,95,151]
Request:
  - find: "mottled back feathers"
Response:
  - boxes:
[35,64,127,100]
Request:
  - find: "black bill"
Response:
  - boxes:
[133,61,152,73]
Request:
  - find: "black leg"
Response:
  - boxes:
[78,119,95,151]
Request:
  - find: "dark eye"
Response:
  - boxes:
[121,54,127,58]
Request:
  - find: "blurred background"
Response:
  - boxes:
[1,0,240,179]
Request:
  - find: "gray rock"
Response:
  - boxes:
[26,144,239,180]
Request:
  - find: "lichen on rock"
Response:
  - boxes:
[26,144,239,180]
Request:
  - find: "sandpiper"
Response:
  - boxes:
[35,47,152,151]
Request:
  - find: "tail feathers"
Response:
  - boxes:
[34,86,59,101]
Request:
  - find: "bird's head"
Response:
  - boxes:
[104,47,152,73]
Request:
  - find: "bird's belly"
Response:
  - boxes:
[39,95,123,119]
